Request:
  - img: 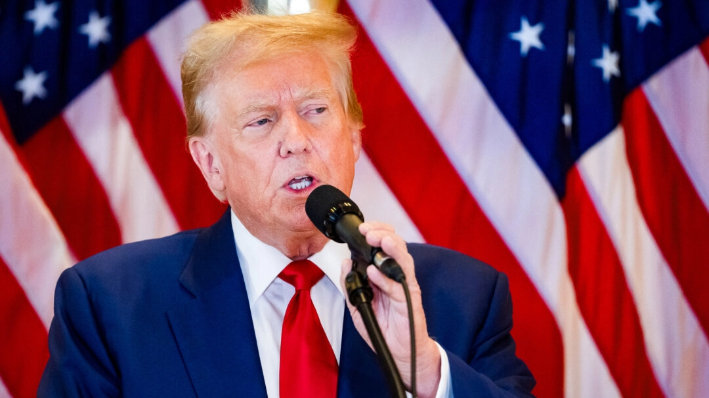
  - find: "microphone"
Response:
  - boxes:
[305,185,405,282]
[307,185,414,398]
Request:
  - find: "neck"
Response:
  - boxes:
[243,221,330,261]
[274,231,330,261]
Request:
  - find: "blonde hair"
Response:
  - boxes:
[181,10,363,139]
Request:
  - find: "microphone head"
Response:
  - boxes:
[305,185,363,243]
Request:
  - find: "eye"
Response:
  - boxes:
[248,118,270,127]
[305,106,327,116]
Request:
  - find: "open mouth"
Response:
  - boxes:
[287,175,314,191]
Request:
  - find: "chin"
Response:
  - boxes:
[283,214,319,234]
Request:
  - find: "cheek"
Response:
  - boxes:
[224,149,277,194]
[326,138,357,184]
[218,147,252,187]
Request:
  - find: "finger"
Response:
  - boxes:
[366,265,405,303]
[378,235,410,261]
[367,233,412,268]
[378,235,419,289]
[361,228,417,284]
[362,229,407,251]
[359,221,395,234]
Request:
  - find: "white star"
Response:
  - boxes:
[15,66,48,105]
[562,103,573,137]
[79,11,111,48]
[609,0,618,13]
[627,0,662,32]
[509,17,545,56]
[25,0,60,35]
[592,45,621,83]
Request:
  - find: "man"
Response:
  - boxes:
[39,10,535,398]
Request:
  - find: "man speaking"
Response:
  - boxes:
[38,10,535,398]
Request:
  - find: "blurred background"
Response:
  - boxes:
[1,0,708,397]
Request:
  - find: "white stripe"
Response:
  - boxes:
[642,47,709,212]
[578,126,709,398]
[147,0,211,109]
[0,377,11,398]
[347,1,621,397]
[63,74,180,243]
[352,152,424,244]
[560,308,619,398]
[0,131,74,328]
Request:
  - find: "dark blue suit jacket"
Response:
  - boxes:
[38,211,535,397]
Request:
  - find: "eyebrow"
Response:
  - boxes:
[236,101,278,121]
[290,86,335,102]
[235,87,337,121]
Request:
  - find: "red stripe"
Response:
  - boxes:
[0,102,34,174]
[0,103,15,145]
[21,116,122,260]
[0,102,10,139]
[200,0,243,20]
[622,88,709,338]
[562,167,665,398]
[111,37,226,230]
[340,4,563,397]
[0,255,49,398]
[699,36,709,66]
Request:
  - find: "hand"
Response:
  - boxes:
[340,222,441,398]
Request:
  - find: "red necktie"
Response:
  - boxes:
[279,260,339,398]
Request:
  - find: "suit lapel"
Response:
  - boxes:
[167,211,267,398]
[166,210,392,398]
[337,309,391,398]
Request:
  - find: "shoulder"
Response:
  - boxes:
[407,244,535,394]
[61,229,204,301]
[408,243,510,341]
[75,229,201,274]
[408,242,502,291]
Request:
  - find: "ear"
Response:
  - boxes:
[351,127,362,162]
[189,136,227,201]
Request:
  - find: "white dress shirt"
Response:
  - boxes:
[231,211,452,398]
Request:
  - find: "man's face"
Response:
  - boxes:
[204,51,361,238]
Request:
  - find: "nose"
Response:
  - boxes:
[278,111,313,157]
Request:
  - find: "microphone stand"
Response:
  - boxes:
[345,256,406,398]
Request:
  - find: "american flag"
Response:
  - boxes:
[1,0,708,397]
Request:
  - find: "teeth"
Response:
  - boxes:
[289,177,312,190]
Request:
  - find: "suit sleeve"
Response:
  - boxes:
[447,272,536,397]
[38,267,121,397]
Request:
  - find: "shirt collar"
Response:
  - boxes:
[231,210,350,307]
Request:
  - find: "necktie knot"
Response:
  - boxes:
[279,260,324,291]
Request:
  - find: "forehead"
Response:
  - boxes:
[214,51,339,107]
